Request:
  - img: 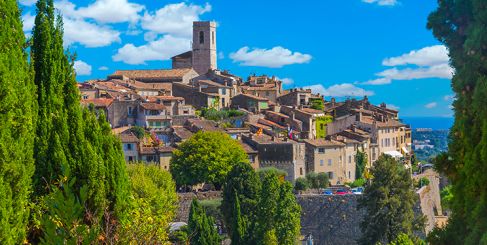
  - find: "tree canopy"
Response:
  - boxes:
[0,0,36,242]
[358,155,422,245]
[188,199,221,245]
[427,1,487,243]
[170,131,248,188]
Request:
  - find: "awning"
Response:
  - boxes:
[384,150,403,158]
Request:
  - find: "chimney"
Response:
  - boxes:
[198,86,202,92]
[331,97,336,106]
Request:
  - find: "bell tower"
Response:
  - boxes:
[192,21,217,75]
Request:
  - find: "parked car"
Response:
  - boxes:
[351,187,363,195]
[335,189,348,195]
[323,189,333,195]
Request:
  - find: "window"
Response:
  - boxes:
[126,143,132,151]
[128,156,133,162]
[348,171,351,179]
[82,94,88,99]
[348,155,352,164]
[183,110,189,115]
[328,159,332,166]
[265,91,270,96]
[221,98,225,106]
[221,88,226,95]
[320,160,324,166]
[128,106,134,116]
[318,148,325,154]
[199,31,204,44]
[300,168,303,176]
[212,31,215,44]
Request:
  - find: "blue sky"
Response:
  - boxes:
[19,0,453,117]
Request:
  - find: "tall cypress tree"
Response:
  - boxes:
[188,199,220,245]
[0,0,36,243]
[31,0,130,235]
[428,1,487,244]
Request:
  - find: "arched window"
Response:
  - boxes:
[199,31,204,44]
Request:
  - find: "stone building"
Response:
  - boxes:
[231,93,270,113]
[277,88,312,107]
[108,68,198,84]
[119,132,139,162]
[304,139,347,185]
[171,21,217,75]
[242,134,306,181]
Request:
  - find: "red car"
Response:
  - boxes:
[335,189,348,195]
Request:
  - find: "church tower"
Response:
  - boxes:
[192,21,217,75]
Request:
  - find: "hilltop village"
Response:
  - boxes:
[79,21,413,185]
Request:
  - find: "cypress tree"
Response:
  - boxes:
[0,0,36,243]
[428,1,487,244]
[275,181,301,245]
[188,199,220,245]
[230,193,245,245]
[31,0,130,237]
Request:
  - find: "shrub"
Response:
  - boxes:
[294,177,309,191]
[305,172,329,189]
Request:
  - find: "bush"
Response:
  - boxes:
[349,178,366,188]
[305,172,329,189]
[257,167,287,178]
[416,177,430,188]
[131,126,146,139]
[294,177,309,191]
[200,108,245,121]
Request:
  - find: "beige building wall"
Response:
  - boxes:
[344,143,357,183]
[377,126,400,155]
[307,144,346,185]
[159,153,172,171]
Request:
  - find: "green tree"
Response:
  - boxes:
[221,162,260,244]
[428,1,487,243]
[358,155,422,245]
[120,163,178,243]
[31,0,130,239]
[275,181,301,244]
[294,177,309,191]
[188,199,220,245]
[0,0,36,243]
[388,233,414,245]
[305,172,329,188]
[230,193,246,245]
[355,151,368,179]
[255,171,280,243]
[310,98,324,110]
[170,131,248,188]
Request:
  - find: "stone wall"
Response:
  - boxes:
[175,191,222,222]
[298,194,425,245]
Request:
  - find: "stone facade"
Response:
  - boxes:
[192,21,217,75]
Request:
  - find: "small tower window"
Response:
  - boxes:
[199,31,204,44]
[212,31,215,44]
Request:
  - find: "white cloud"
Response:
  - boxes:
[382,45,449,67]
[74,60,92,76]
[22,13,35,32]
[113,35,190,65]
[141,2,211,38]
[230,46,312,68]
[19,0,36,6]
[425,102,438,109]
[443,94,455,101]
[362,0,398,6]
[360,77,391,85]
[98,66,109,71]
[362,45,453,85]
[376,64,453,80]
[63,17,121,47]
[75,0,144,24]
[276,77,294,86]
[387,104,400,110]
[304,83,374,97]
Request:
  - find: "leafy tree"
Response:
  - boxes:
[388,233,414,245]
[131,126,146,139]
[305,172,329,188]
[230,193,246,245]
[170,131,248,188]
[355,151,368,179]
[310,98,324,110]
[275,181,301,244]
[221,162,260,244]
[120,164,178,243]
[0,0,36,243]
[294,177,309,191]
[428,1,487,243]
[188,199,220,245]
[358,155,423,245]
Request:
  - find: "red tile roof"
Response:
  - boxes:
[111,68,193,79]
[81,98,113,107]
[140,103,165,110]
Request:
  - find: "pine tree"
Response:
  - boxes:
[358,155,421,245]
[255,171,280,243]
[428,1,487,244]
[230,193,245,245]
[188,199,220,245]
[0,0,36,243]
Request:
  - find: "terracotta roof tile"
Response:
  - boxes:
[111,68,193,79]
[304,139,345,147]
[140,102,165,110]
[81,98,113,107]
